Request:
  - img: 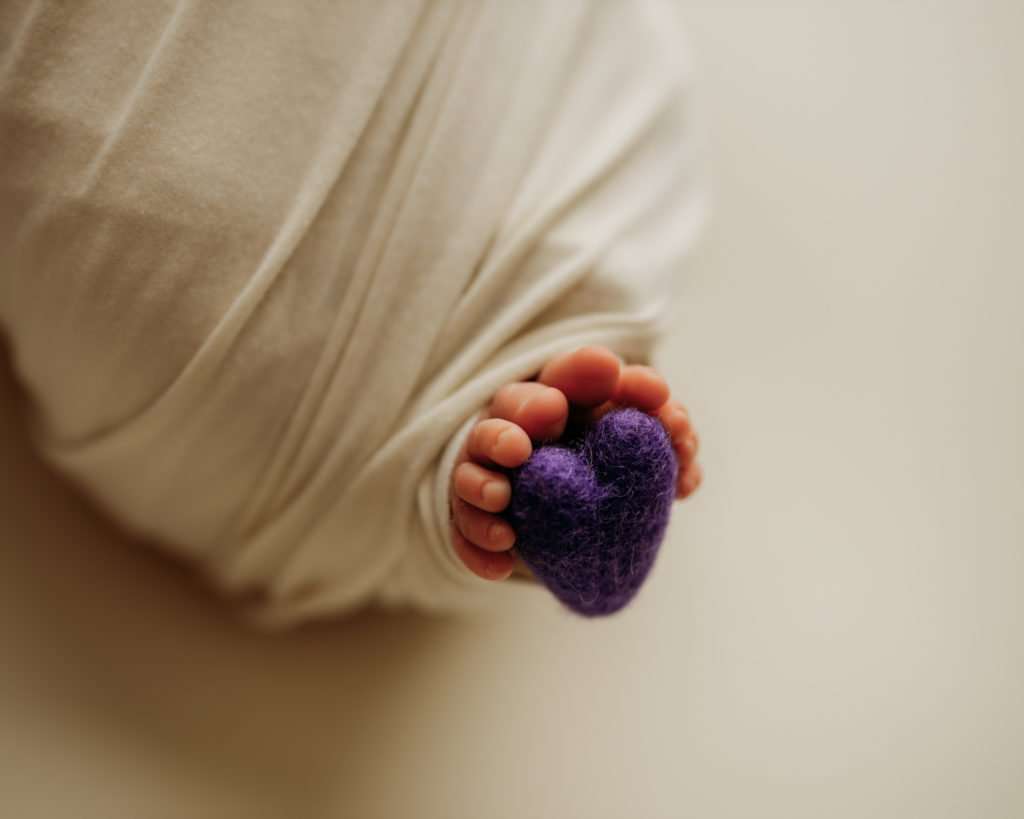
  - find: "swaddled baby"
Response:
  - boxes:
[0,0,703,625]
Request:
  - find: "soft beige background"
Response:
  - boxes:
[1,2,1021,817]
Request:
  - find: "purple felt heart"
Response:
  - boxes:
[503,408,678,616]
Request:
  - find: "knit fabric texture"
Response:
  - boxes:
[503,408,678,616]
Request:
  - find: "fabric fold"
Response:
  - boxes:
[0,0,705,627]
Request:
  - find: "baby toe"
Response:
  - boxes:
[614,365,671,412]
[453,462,511,512]
[453,497,516,552]
[489,382,568,441]
[450,526,517,581]
[467,418,532,467]
[657,401,698,464]
[677,460,703,499]
[677,430,699,465]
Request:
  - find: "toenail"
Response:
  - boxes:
[488,522,515,549]
[482,481,506,506]
[482,560,513,582]
[496,426,516,451]
[529,386,558,404]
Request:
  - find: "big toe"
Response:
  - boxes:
[614,365,671,412]
[539,346,621,407]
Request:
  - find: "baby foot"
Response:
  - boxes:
[449,346,702,582]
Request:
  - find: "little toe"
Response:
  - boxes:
[539,345,621,407]
[677,460,703,499]
[614,365,671,412]
[453,497,516,552]
[489,382,568,441]
[453,462,511,512]
[451,526,516,581]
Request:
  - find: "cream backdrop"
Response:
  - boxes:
[1,1,1021,817]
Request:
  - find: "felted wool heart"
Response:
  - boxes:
[503,408,678,616]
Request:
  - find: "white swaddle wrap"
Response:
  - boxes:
[0,0,704,626]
